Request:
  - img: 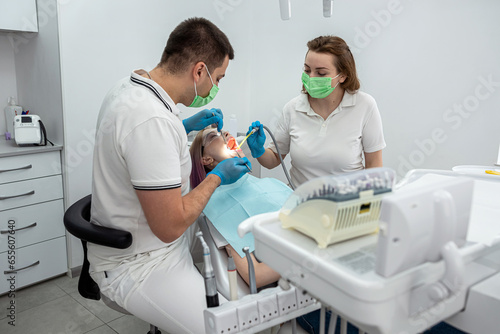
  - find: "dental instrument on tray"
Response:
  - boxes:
[227,254,238,301]
[243,246,257,294]
[196,231,219,308]
[279,167,395,248]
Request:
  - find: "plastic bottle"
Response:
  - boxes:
[227,114,238,137]
[4,97,22,139]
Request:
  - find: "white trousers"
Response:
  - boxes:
[91,233,209,334]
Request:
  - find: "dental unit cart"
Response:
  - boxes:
[238,168,500,334]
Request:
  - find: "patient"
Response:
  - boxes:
[190,127,282,288]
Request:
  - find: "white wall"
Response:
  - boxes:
[249,0,500,181]
[58,0,500,268]
[15,0,64,144]
[0,36,18,134]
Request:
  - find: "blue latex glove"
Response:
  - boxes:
[182,108,223,134]
[208,157,252,185]
[246,121,266,158]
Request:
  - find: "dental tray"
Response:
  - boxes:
[279,167,396,248]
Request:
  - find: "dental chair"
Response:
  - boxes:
[63,195,161,334]
[197,214,250,299]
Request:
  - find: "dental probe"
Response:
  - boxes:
[242,246,257,294]
[235,149,252,173]
[227,254,238,301]
[196,231,219,308]
[211,121,251,172]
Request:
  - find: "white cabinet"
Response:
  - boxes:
[0,0,38,32]
[0,140,66,295]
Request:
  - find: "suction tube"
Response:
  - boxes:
[258,125,296,190]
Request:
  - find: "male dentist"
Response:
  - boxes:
[88,17,250,333]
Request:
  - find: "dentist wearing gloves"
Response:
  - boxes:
[248,35,386,188]
[88,17,250,334]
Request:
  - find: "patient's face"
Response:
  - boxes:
[202,128,244,165]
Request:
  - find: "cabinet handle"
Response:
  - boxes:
[4,260,40,274]
[1,222,37,234]
[0,190,35,200]
[0,164,33,173]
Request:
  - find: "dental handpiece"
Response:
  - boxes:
[227,254,238,301]
[243,246,257,294]
[196,232,219,308]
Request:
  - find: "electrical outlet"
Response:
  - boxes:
[204,303,239,334]
[237,300,260,331]
[257,293,279,323]
[277,286,298,315]
[295,287,315,308]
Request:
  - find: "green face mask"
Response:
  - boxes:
[301,72,341,99]
[189,65,219,108]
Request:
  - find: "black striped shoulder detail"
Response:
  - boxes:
[133,183,181,191]
[130,76,173,112]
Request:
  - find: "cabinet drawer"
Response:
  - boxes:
[0,236,67,295]
[0,151,61,185]
[0,200,65,252]
[0,175,63,211]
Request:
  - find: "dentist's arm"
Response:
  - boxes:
[136,174,220,243]
[182,108,223,134]
[136,158,251,243]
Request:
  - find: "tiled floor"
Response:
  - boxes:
[0,274,156,334]
[0,274,467,334]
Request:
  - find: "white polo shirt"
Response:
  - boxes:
[88,69,191,273]
[269,91,386,186]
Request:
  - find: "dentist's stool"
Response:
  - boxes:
[63,195,161,334]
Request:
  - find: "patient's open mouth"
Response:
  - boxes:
[227,137,238,150]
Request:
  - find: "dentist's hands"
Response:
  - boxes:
[208,157,252,185]
[182,108,223,134]
[246,121,266,158]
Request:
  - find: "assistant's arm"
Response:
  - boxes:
[257,149,286,169]
[364,150,383,169]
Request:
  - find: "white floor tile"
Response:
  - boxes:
[0,295,104,334]
[0,279,66,320]
[69,291,124,324]
[106,314,153,334]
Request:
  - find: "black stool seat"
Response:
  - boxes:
[63,195,160,334]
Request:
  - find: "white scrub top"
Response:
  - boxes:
[269,91,386,186]
[88,69,191,273]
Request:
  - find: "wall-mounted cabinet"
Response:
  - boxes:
[0,0,38,32]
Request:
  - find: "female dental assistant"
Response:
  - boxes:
[248,35,386,187]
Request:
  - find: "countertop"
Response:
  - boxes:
[0,137,62,158]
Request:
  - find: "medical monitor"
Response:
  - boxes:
[375,176,474,278]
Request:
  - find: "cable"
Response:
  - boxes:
[261,125,296,190]
[35,120,54,146]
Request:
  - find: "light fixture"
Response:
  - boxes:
[279,0,291,20]
[278,0,334,20]
[323,0,334,17]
